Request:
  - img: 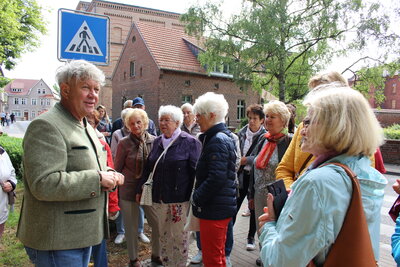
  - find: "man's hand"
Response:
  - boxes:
[99,171,124,191]
[258,193,276,233]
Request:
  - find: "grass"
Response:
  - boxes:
[0,184,152,267]
[0,186,32,267]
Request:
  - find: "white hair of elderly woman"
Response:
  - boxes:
[55,60,105,86]
[158,105,183,127]
[181,102,194,112]
[193,92,229,124]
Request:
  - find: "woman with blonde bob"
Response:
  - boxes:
[258,87,387,267]
[114,108,158,267]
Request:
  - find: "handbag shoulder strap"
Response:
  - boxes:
[319,162,376,267]
[147,137,177,183]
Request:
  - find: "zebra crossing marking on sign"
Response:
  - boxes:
[65,21,103,56]
[58,9,109,65]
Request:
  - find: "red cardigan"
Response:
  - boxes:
[99,139,120,213]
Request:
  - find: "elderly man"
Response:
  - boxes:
[17,60,124,266]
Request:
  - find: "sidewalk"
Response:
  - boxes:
[2,121,30,138]
[386,163,400,175]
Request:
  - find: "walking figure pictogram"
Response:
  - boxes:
[64,21,103,56]
[77,26,93,53]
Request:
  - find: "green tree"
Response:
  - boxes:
[181,0,399,102]
[0,0,47,86]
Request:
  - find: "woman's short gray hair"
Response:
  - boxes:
[158,105,183,127]
[193,92,228,123]
[56,60,105,86]
[181,103,193,112]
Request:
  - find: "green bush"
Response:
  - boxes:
[384,124,400,140]
[0,134,23,180]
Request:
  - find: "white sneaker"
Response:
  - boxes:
[246,238,256,251]
[226,256,232,267]
[138,232,150,243]
[190,251,202,264]
[114,233,125,244]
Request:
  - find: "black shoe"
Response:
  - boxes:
[256,257,263,266]
[151,255,163,266]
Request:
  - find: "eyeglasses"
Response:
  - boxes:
[302,118,310,127]
[158,119,174,124]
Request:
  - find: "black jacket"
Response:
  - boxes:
[192,123,237,220]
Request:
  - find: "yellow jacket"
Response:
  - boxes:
[275,123,314,189]
[276,123,376,189]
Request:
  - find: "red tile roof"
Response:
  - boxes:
[3,79,40,96]
[135,22,206,74]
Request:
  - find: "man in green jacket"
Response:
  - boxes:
[17,60,124,267]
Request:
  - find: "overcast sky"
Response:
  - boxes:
[4,0,398,87]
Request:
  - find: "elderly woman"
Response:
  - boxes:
[247,101,291,266]
[235,104,266,251]
[114,108,157,267]
[258,87,386,266]
[137,105,201,267]
[275,71,349,189]
[96,105,112,144]
[0,129,17,238]
[191,92,237,267]
[110,108,131,159]
[180,103,201,136]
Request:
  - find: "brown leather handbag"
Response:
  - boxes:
[307,162,377,267]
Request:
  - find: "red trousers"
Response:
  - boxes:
[199,218,231,267]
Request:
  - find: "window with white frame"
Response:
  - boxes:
[392,99,396,109]
[46,99,50,105]
[40,98,45,106]
[11,88,22,92]
[21,98,27,105]
[31,98,37,105]
[42,89,46,94]
[31,110,36,119]
[37,88,41,94]
[237,100,246,120]
[14,98,19,105]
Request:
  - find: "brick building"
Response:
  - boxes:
[112,22,260,129]
[373,75,400,109]
[76,0,185,115]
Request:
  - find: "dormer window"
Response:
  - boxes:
[11,88,22,92]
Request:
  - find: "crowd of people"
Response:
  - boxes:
[0,59,398,267]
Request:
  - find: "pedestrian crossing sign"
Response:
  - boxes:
[58,9,109,65]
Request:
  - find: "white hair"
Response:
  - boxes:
[158,105,183,127]
[181,102,194,112]
[56,60,105,86]
[193,92,228,123]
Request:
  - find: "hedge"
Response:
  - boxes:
[384,124,400,140]
[0,134,23,180]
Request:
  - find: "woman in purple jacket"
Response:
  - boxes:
[137,105,201,267]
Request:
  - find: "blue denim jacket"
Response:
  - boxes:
[259,154,387,267]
